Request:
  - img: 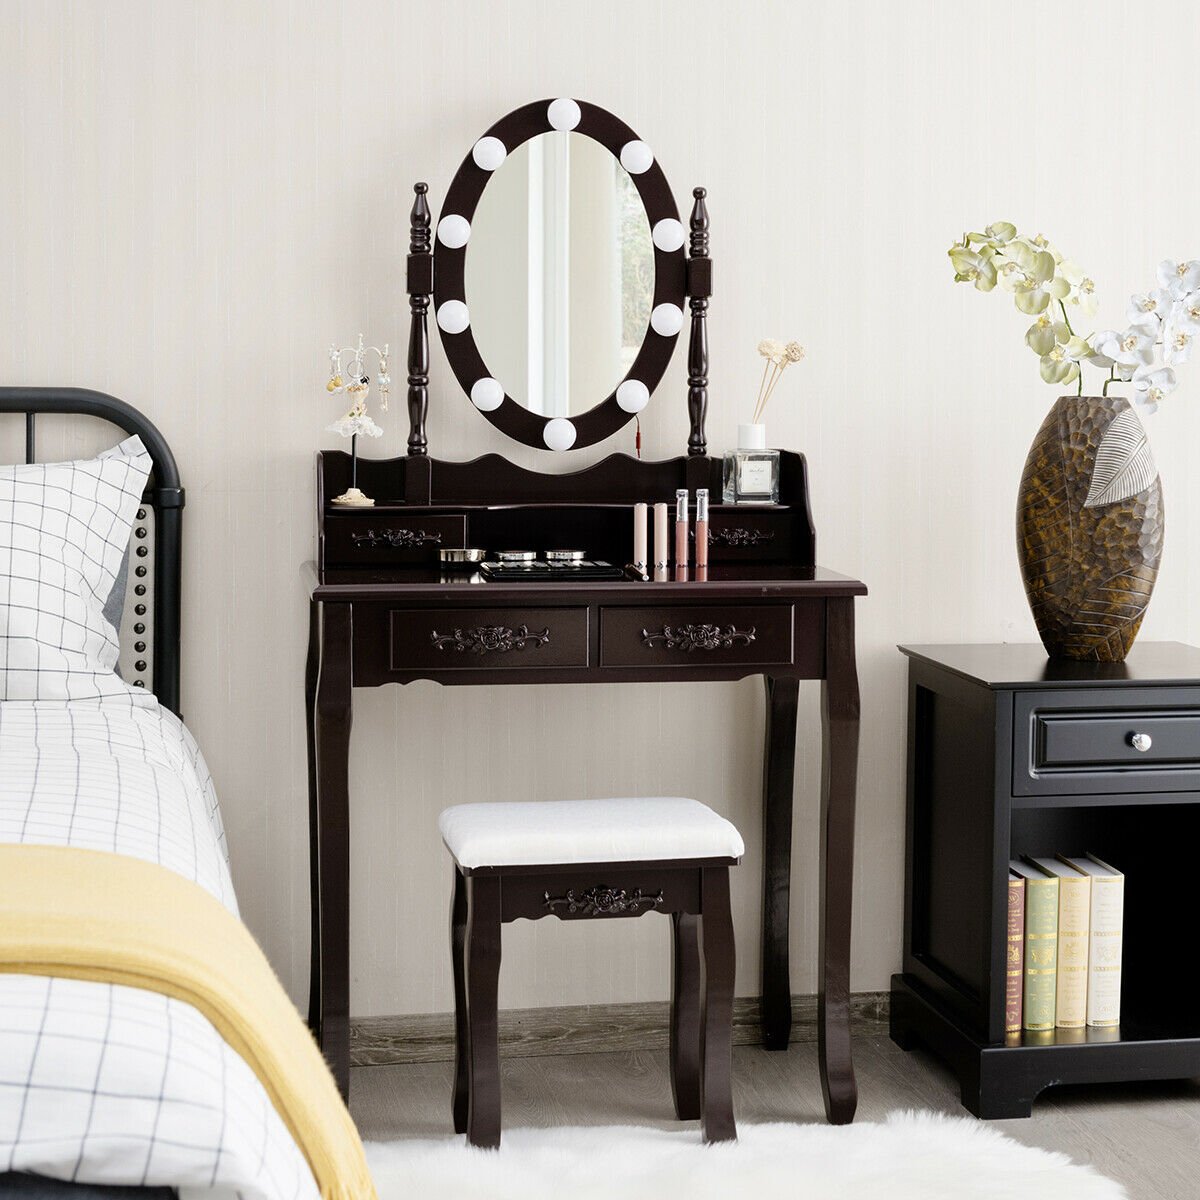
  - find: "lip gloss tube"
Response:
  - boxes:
[653,502,669,581]
[633,503,648,576]
[675,489,689,570]
[695,488,709,571]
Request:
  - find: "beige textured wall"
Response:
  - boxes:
[3,1,1199,1018]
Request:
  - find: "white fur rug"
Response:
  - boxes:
[364,1111,1126,1200]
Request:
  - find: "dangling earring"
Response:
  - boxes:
[345,356,369,413]
[377,355,390,411]
[326,348,344,393]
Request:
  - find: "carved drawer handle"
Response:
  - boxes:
[353,528,442,549]
[430,624,550,654]
[640,623,756,652]
[543,886,664,916]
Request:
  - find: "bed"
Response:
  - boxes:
[0,388,321,1200]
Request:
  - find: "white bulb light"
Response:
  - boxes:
[547,97,581,131]
[650,303,684,337]
[437,214,471,249]
[652,218,685,253]
[616,379,649,413]
[472,136,507,171]
[619,140,653,175]
[470,377,504,411]
[436,300,470,335]
[543,417,577,451]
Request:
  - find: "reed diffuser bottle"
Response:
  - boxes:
[723,338,802,505]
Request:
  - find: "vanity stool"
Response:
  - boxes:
[439,796,744,1149]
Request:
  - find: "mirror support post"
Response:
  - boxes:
[407,182,433,457]
[686,187,711,458]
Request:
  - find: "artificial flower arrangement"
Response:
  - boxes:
[753,338,805,423]
[949,223,1198,414]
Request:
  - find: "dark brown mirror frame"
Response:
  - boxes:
[404,98,711,456]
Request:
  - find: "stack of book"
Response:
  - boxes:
[1007,855,1124,1034]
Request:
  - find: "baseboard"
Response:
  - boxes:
[351,991,890,1067]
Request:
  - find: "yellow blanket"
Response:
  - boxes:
[0,844,376,1200]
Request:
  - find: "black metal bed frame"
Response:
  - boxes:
[0,387,185,716]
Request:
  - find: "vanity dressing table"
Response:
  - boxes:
[305,98,867,1124]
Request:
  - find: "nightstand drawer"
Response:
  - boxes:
[324,514,466,564]
[599,605,794,668]
[1014,687,1200,796]
[390,607,589,670]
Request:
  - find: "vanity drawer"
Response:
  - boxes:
[390,607,589,670]
[325,514,466,564]
[1014,688,1200,796]
[705,511,788,561]
[599,604,794,669]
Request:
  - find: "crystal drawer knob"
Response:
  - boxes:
[1129,732,1153,753]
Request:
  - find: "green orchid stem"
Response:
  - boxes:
[1057,300,1075,337]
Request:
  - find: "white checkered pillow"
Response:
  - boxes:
[0,435,153,699]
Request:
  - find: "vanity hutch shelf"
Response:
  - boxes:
[891,642,1200,1118]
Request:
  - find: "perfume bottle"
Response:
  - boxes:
[722,423,780,504]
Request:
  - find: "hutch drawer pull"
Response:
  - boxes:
[640,623,756,652]
[1129,731,1153,752]
[430,624,550,654]
[708,527,775,547]
[352,528,443,549]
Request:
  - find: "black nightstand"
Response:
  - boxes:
[890,642,1200,1118]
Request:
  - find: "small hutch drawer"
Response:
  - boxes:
[390,607,589,670]
[1013,687,1200,796]
[705,511,788,561]
[599,605,794,668]
[325,514,466,564]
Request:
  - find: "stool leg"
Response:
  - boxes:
[700,866,737,1143]
[670,911,702,1120]
[450,867,469,1134]
[465,874,503,1149]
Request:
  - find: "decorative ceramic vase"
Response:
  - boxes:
[1017,394,1163,662]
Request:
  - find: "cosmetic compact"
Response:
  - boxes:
[439,548,487,567]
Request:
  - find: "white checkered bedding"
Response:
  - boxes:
[0,692,319,1200]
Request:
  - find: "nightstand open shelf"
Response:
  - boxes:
[890,643,1200,1118]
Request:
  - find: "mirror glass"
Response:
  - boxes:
[465,132,654,418]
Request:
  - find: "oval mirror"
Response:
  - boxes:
[433,99,687,451]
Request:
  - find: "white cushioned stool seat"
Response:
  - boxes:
[439,797,744,869]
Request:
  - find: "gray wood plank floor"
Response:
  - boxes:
[350,1034,1200,1200]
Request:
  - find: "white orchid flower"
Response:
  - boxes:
[1127,289,1174,330]
[1156,259,1200,298]
[1094,327,1156,371]
[1086,331,1119,370]
[1173,291,1200,333]
[1130,366,1177,414]
[1163,319,1195,366]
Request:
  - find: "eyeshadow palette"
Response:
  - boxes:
[479,559,626,582]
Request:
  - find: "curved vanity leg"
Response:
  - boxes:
[465,874,502,1149]
[670,911,702,1120]
[819,598,860,1124]
[314,601,353,1098]
[305,599,321,1037]
[700,866,736,1143]
[450,867,469,1134]
[761,674,800,1050]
